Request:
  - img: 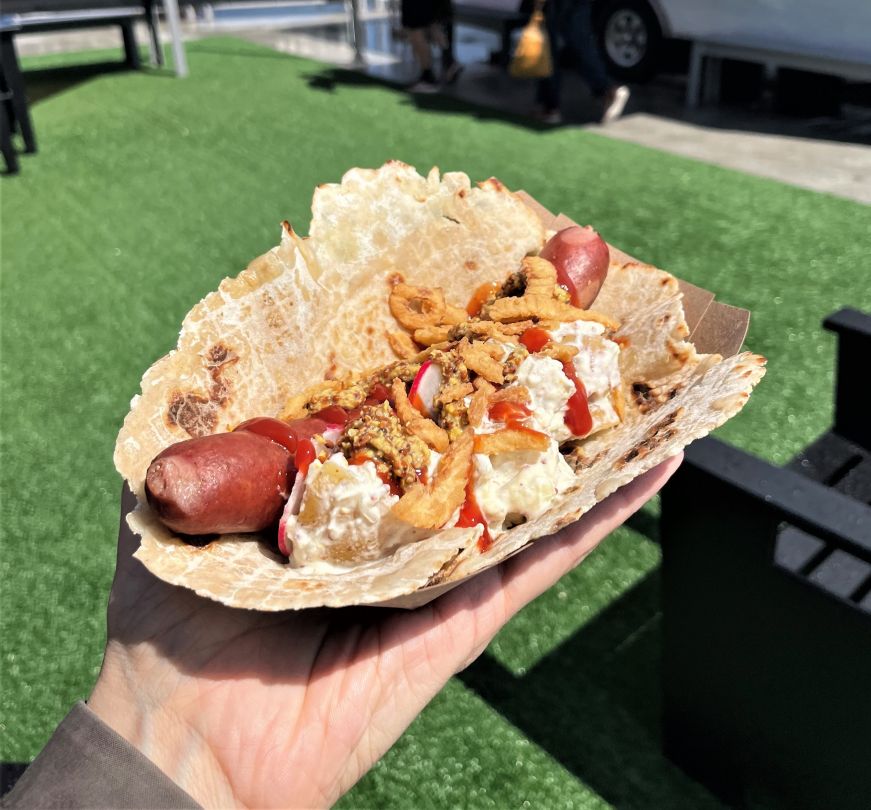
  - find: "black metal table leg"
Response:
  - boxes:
[120,19,142,69]
[0,93,19,173]
[0,30,36,154]
[145,0,164,66]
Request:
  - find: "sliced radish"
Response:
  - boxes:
[321,425,344,445]
[408,360,443,419]
[277,471,307,556]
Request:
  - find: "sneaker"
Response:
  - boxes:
[542,109,563,125]
[408,79,440,94]
[601,85,630,124]
[407,71,439,93]
[533,107,563,125]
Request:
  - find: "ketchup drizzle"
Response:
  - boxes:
[456,466,492,552]
[487,400,532,424]
[236,415,337,478]
[294,439,317,477]
[560,362,593,437]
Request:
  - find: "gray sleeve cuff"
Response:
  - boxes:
[2,702,201,809]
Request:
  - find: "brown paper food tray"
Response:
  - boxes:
[377,192,750,610]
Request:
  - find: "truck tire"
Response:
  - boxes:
[595,0,662,82]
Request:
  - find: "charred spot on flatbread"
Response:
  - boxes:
[562,445,606,473]
[616,407,684,469]
[166,343,238,437]
[631,380,684,415]
[166,392,218,437]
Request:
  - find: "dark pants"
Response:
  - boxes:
[536,1,610,110]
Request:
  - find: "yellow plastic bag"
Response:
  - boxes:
[509,1,553,79]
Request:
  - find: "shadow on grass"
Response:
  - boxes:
[457,569,726,810]
[625,508,661,544]
[178,43,572,130]
[183,38,871,144]
[164,33,871,145]
[22,59,175,106]
[22,60,128,105]
[303,65,569,129]
[1,763,28,798]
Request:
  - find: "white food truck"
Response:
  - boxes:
[462,0,871,90]
[594,0,871,89]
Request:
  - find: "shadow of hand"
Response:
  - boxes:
[88,455,682,808]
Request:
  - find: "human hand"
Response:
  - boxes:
[88,453,682,809]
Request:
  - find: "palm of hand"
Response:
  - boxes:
[90,455,681,809]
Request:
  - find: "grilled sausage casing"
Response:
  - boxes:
[145,431,293,535]
[540,226,610,309]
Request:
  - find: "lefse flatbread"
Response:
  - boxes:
[115,162,765,610]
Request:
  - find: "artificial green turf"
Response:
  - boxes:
[2,36,870,808]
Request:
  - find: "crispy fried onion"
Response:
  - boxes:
[522,256,558,296]
[487,295,584,324]
[468,379,495,427]
[387,330,420,360]
[436,382,474,405]
[459,338,504,384]
[442,304,468,326]
[389,283,446,331]
[473,427,549,455]
[450,320,525,346]
[479,255,620,330]
[391,379,449,452]
[539,341,579,363]
[491,319,549,335]
[480,342,505,360]
[488,385,530,405]
[413,324,453,346]
[391,429,474,529]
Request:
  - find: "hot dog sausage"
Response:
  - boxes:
[145,431,293,535]
[540,226,610,309]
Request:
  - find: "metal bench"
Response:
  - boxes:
[686,35,871,108]
[8,7,153,68]
[0,0,187,172]
[3,0,187,74]
[660,308,871,808]
[1,18,36,171]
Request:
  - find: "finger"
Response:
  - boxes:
[499,452,683,615]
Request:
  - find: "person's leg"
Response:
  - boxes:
[438,1,458,77]
[402,0,438,87]
[534,2,562,120]
[566,0,630,122]
[535,72,560,115]
[429,23,446,49]
[566,0,609,96]
[408,29,434,73]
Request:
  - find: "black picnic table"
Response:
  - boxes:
[661,308,871,809]
[1,0,187,174]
